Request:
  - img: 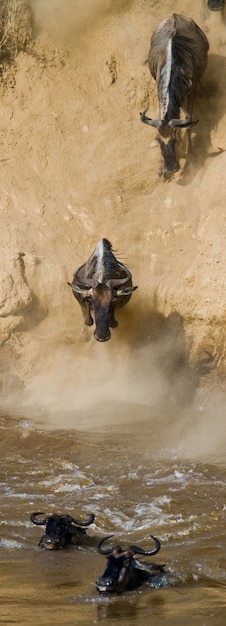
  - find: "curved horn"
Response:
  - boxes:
[71,512,95,527]
[30,511,47,526]
[73,263,96,289]
[106,264,132,288]
[168,109,199,129]
[128,534,161,556]
[97,535,115,555]
[140,109,162,129]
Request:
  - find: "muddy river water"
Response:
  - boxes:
[1,398,226,626]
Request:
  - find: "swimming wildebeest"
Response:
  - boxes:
[68,238,137,342]
[140,13,209,178]
[95,534,167,593]
[30,511,95,549]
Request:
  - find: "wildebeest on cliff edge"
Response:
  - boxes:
[68,238,137,342]
[140,13,209,178]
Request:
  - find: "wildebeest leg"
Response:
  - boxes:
[187,91,195,153]
[109,307,118,329]
[187,128,193,154]
[80,302,93,326]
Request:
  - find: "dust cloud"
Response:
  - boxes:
[30,0,134,45]
[1,0,226,461]
[6,333,224,464]
[20,342,167,417]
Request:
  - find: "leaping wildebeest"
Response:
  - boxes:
[68,238,137,342]
[30,511,95,550]
[95,534,168,594]
[140,14,209,178]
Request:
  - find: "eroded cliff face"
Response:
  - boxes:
[0,0,226,410]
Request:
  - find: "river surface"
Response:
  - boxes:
[0,401,226,626]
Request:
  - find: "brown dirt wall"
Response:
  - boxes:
[0,0,226,410]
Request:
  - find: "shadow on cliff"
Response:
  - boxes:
[178,53,226,185]
[118,306,214,407]
[20,295,48,331]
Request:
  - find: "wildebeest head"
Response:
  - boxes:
[69,278,136,342]
[96,534,161,593]
[140,109,198,178]
[68,239,137,342]
[30,511,95,549]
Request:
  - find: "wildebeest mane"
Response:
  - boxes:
[86,238,128,283]
[165,35,197,121]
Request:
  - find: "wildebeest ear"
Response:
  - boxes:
[116,286,138,296]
